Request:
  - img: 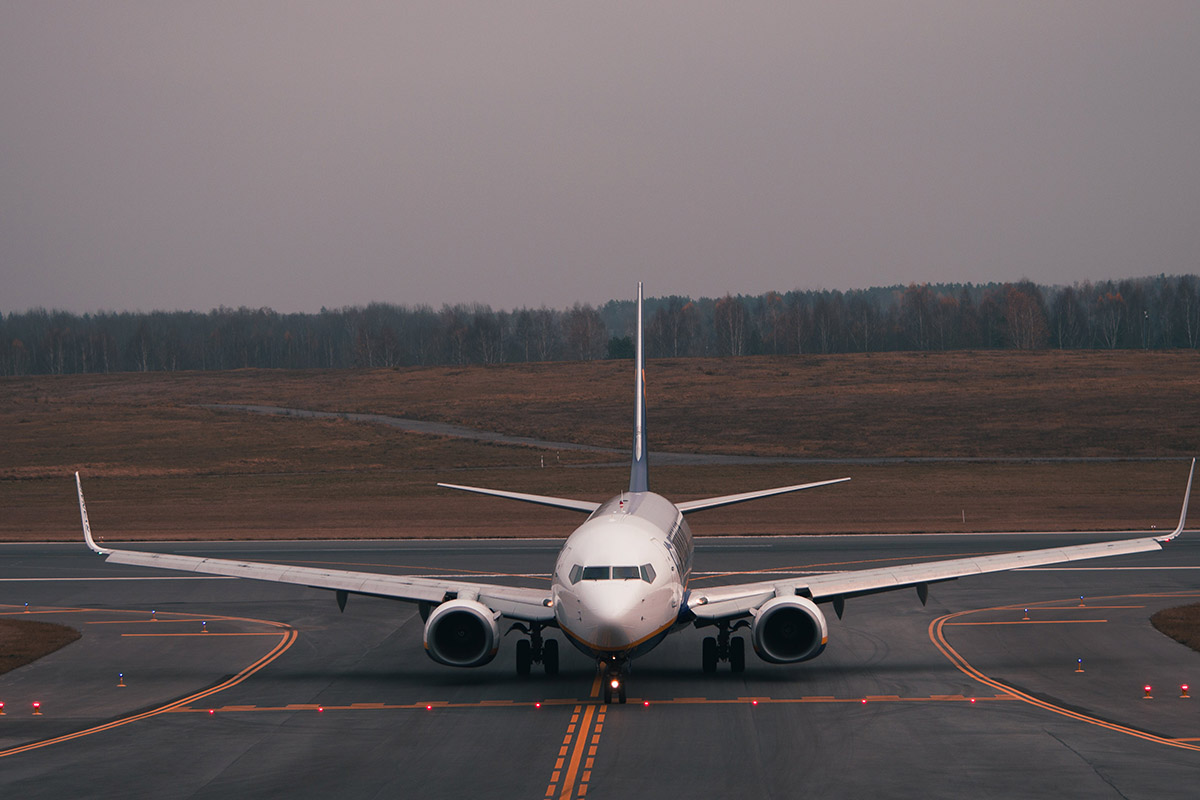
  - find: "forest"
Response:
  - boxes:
[2,275,1198,375]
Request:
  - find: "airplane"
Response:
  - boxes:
[75,283,1195,705]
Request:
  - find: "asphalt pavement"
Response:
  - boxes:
[2,533,1199,799]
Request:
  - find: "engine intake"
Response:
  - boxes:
[751,595,828,664]
[423,598,500,667]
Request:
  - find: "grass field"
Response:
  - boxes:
[2,350,1197,541]
[0,619,81,675]
[1150,604,1200,655]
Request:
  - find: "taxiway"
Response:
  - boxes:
[2,533,1198,799]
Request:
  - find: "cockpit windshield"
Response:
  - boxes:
[569,563,657,584]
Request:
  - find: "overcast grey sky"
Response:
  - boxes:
[2,2,1198,314]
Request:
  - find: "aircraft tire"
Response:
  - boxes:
[544,639,559,675]
[730,636,746,673]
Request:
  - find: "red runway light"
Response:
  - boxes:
[970,698,976,704]
[535,702,541,709]
[861,699,867,704]
[208,709,215,715]
[643,701,649,707]
[751,700,758,706]
[318,706,324,713]
[32,701,42,715]
[426,704,432,710]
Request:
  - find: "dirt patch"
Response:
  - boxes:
[1150,604,1200,654]
[0,619,82,675]
[2,352,1196,540]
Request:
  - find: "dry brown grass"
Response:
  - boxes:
[2,351,1197,541]
[0,619,82,675]
[1150,604,1200,654]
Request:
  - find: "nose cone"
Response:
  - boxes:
[563,582,651,651]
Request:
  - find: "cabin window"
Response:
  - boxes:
[581,566,611,580]
[639,563,656,583]
[612,566,640,580]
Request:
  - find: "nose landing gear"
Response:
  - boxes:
[509,622,559,676]
[599,658,628,704]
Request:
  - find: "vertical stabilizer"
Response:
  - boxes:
[629,283,649,492]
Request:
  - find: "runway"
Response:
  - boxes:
[2,533,1198,799]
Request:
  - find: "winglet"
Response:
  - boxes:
[629,281,649,493]
[75,472,110,555]
[1156,457,1195,543]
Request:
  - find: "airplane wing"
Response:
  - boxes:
[690,458,1194,621]
[76,474,554,622]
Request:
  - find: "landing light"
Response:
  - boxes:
[610,679,620,690]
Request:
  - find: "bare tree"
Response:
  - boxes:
[1004,282,1049,350]
[564,304,606,360]
[1095,290,1125,349]
[713,294,748,356]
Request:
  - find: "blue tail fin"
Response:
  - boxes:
[630,282,649,492]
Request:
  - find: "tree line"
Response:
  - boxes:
[3,275,1198,376]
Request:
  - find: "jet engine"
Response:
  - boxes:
[750,595,828,664]
[423,598,500,667]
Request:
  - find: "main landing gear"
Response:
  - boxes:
[701,620,748,674]
[599,658,628,704]
[510,622,559,676]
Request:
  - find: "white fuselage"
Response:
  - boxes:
[551,492,693,660]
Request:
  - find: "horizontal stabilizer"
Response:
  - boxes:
[437,483,600,513]
[676,477,850,514]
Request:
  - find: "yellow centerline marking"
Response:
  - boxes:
[121,632,282,637]
[0,605,297,760]
[86,618,198,624]
[559,704,596,800]
[155,693,1014,715]
[929,591,1200,751]
[944,620,1108,626]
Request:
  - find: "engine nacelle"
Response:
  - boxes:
[751,595,828,664]
[423,599,500,667]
